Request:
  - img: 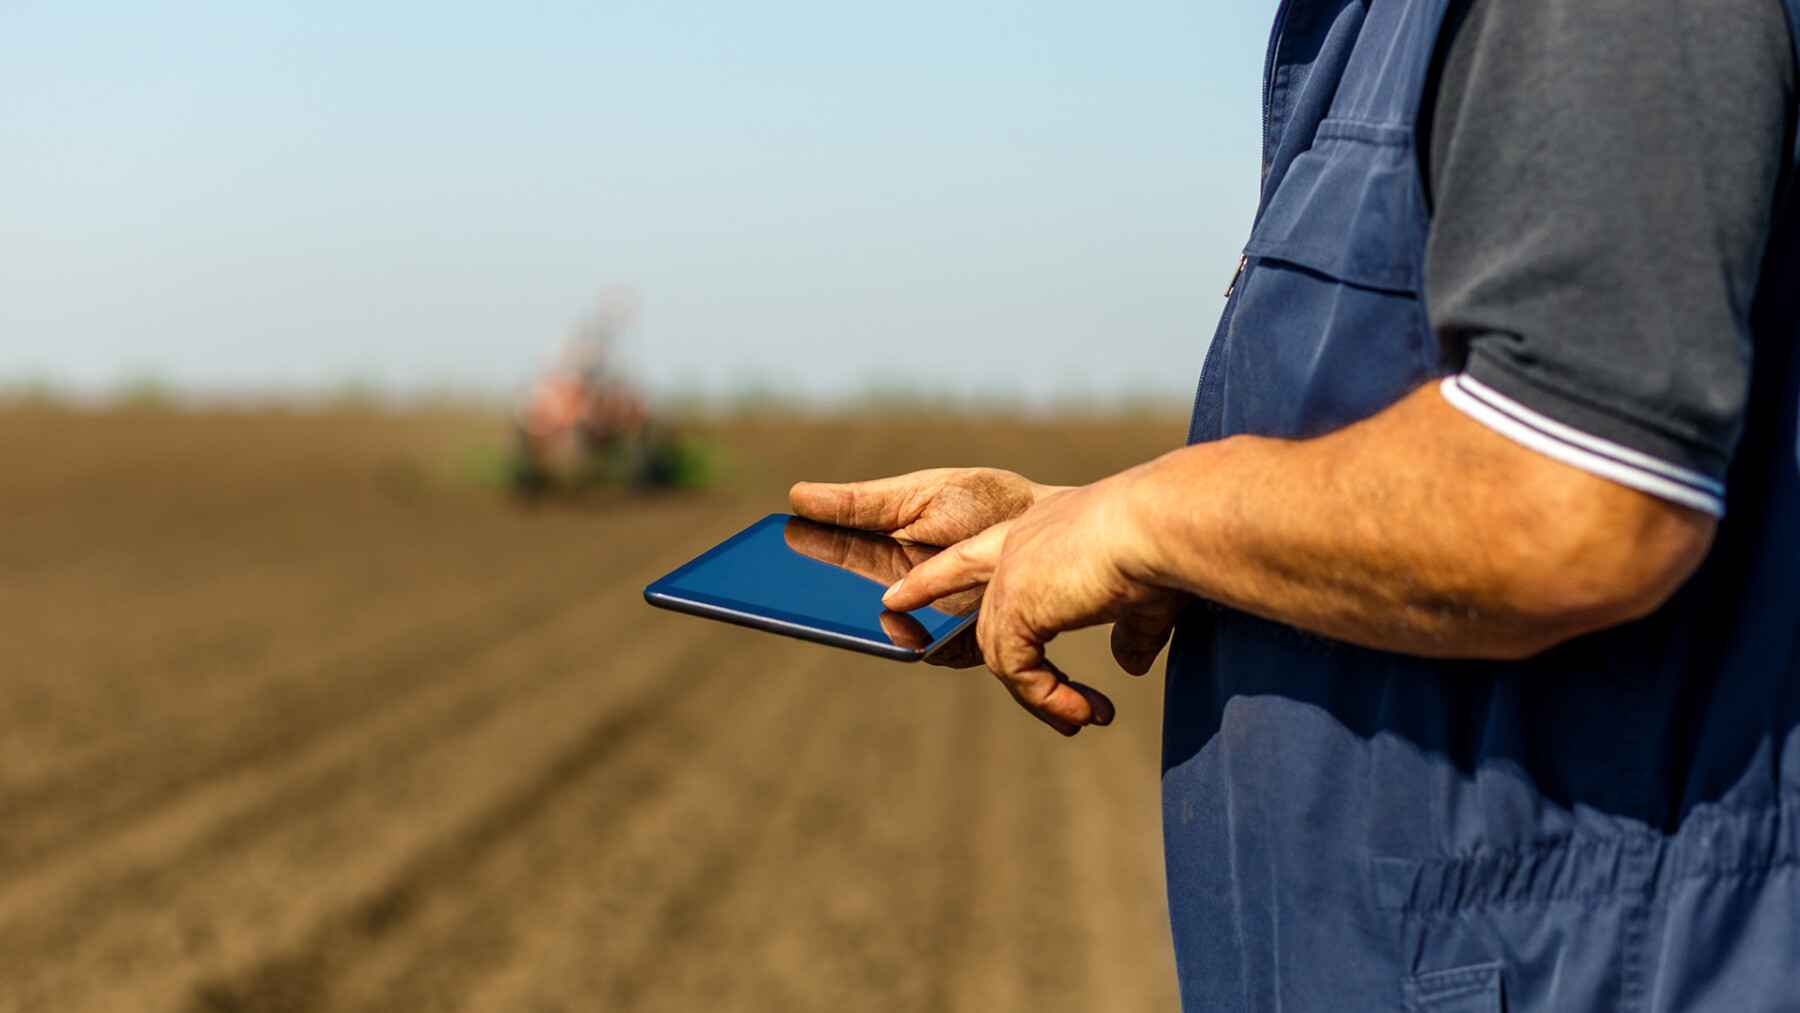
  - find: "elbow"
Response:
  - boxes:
[1479,493,1717,659]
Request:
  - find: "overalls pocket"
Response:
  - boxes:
[1216,117,1438,440]
[1403,963,1504,1013]
[1244,117,1423,294]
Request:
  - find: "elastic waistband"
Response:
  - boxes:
[1374,800,1800,915]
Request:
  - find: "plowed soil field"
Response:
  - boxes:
[0,407,1185,1013]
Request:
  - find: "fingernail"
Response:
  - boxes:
[883,577,906,604]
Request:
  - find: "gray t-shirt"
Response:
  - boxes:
[1423,0,1794,515]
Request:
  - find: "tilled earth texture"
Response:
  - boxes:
[0,407,1185,1013]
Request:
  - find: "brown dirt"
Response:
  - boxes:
[0,406,1186,1013]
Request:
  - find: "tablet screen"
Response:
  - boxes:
[649,514,976,652]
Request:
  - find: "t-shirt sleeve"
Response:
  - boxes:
[1422,0,1795,518]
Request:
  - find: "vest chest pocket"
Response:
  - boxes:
[1403,963,1504,1013]
[1244,118,1424,294]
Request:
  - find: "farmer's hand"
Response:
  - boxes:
[882,471,1189,735]
[790,468,1062,669]
[790,468,1062,549]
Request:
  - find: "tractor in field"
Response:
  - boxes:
[508,294,701,498]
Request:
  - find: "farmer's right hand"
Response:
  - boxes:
[789,468,1062,548]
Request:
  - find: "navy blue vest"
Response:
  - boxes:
[1164,1,1800,1009]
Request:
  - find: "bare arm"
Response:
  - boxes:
[886,383,1716,729]
[1131,383,1714,657]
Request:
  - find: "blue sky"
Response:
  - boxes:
[0,1,1277,404]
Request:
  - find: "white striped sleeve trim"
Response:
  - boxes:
[1439,374,1726,518]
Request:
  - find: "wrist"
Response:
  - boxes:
[1108,440,1256,595]
[1106,454,1186,589]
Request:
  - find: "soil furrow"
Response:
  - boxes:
[182,635,789,1013]
[0,505,729,873]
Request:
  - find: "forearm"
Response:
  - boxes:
[1117,384,1714,658]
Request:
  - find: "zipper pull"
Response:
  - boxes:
[1224,254,1248,298]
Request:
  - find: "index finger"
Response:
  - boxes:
[881,521,1009,612]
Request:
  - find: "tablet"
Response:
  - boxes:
[643,514,979,661]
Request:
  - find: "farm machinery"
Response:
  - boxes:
[508,293,702,498]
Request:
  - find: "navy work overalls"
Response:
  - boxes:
[1164,0,1800,1009]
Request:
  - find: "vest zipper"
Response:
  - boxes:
[1225,254,1248,298]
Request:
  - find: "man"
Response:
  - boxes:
[794,0,1800,1009]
